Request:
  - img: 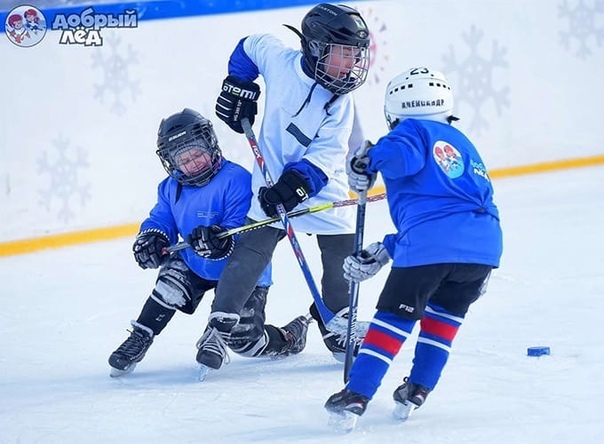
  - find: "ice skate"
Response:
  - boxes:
[311,304,366,362]
[195,326,230,380]
[280,314,312,355]
[108,321,154,377]
[195,313,239,380]
[325,389,369,433]
[392,377,431,422]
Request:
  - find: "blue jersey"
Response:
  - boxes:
[139,160,272,285]
[366,118,503,268]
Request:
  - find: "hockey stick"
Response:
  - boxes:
[241,118,348,334]
[166,192,386,254]
[344,189,367,383]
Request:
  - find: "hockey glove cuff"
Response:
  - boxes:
[215,75,261,134]
[343,242,391,282]
[133,229,170,269]
[187,225,234,260]
[258,169,310,218]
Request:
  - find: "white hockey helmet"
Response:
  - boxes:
[384,67,457,129]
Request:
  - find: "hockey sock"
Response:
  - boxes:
[346,310,416,399]
[409,302,464,389]
[136,297,176,335]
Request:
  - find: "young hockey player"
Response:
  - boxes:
[325,67,503,430]
[195,3,372,370]
[108,109,309,377]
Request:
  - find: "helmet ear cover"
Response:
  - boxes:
[156,108,223,187]
[384,67,457,129]
[307,40,323,58]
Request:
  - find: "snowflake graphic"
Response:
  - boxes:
[91,32,140,114]
[559,0,604,59]
[37,136,91,223]
[442,25,509,135]
[359,6,389,85]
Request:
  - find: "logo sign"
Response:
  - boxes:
[52,7,138,47]
[433,141,464,179]
[5,5,47,48]
[5,5,138,48]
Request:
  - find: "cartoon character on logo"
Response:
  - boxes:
[433,141,464,178]
[434,146,449,172]
[24,8,44,34]
[7,14,30,44]
[5,6,47,47]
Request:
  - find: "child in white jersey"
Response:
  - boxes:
[195,3,371,371]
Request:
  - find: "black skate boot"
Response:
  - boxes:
[325,389,370,432]
[195,312,239,380]
[392,377,431,421]
[310,304,365,362]
[255,315,312,358]
[281,314,312,355]
[108,321,154,377]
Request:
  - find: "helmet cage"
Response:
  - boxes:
[312,42,369,95]
[157,114,222,187]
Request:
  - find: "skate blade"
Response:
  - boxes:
[197,364,212,382]
[327,410,359,433]
[392,401,416,422]
[109,363,137,378]
[331,352,346,363]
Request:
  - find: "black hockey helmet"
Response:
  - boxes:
[156,108,222,186]
[285,3,370,95]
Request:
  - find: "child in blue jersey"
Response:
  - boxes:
[325,67,503,429]
[108,109,308,377]
[195,3,372,369]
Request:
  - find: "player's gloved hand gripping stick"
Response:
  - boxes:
[240,117,348,335]
[166,193,386,254]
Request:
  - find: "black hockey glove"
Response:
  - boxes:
[187,225,234,260]
[215,75,261,134]
[133,229,170,270]
[347,140,377,193]
[258,169,310,218]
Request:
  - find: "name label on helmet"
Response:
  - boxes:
[168,131,187,142]
[401,99,445,109]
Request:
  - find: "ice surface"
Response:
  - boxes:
[1,166,603,443]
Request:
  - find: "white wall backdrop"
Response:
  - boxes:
[1,0,603,242]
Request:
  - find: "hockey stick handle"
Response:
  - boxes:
[165,192,385,254]
[344,189,368,383]
[241,118,339,328]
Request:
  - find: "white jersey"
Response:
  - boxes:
[243,34,356,234]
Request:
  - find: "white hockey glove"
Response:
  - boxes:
[343,242,391,282]
[347,140,377,194]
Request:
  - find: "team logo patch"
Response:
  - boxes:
[433,141,464,178]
